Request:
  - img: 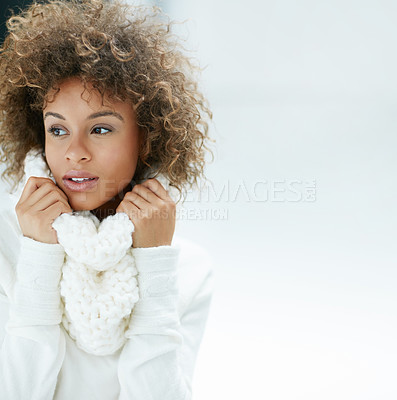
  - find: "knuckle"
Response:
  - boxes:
[56,190,66,200]
[47,190,58,199]
[125,191,137,200]
[149,178,160,189]
[16,205,27,216]
[167,202,176,212]
[157,202,166,212]
[146,178,154,185]
[140,210,150,219]
[59,199,69,209]
[43,181,54,189]
[53,187,64,197]
[133,185,147,196]
[48,192,61,204]
[27,176,38,183]
[54,202,64,214]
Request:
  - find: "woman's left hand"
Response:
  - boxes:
[116,178,176,248]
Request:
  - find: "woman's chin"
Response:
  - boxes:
[69,199,106,213]
[66,191,125,219]
[75,199,121,221]
[65,192,108,212]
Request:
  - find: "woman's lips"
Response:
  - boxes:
[62,170,99,192]
[63,177,99,192]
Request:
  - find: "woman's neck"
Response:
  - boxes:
[91,182,133,221]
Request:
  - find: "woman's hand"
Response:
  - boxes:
[116,178,176,248]
[15,177,72,244]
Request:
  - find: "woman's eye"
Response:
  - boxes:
[48,127,68,137]
[92,126,111,135]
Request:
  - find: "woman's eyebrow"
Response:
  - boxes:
[88,111,124,121]
[44,112,65,120]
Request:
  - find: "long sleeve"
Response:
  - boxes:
[118,241,213,400]
[0,237,66,400]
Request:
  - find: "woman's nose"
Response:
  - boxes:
[65,135,92,163]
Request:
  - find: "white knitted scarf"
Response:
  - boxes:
[52,211,139,356]
[12,151,140,355]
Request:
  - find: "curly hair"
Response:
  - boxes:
[0,0,212,197]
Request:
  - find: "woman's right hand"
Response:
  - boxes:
[15,177,72,244]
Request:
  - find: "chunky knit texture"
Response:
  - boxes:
[52,211,139,355]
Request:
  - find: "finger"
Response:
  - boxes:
[18,177,57,204]
[132,184,164,205]
[23,181,68,209]
[31,190,71,213]
[140,179,169,201]
[43,201,72,222]
[122,190,151,210]
[116,201,140,220]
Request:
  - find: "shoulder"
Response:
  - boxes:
[0,149,51,297]
[172,236,214,314]
[0,172,22,253]
[0,204,21,298]
[0,164,24,297]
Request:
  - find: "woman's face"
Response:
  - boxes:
[43,77,140,212]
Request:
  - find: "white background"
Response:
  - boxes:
[152,1,397,399]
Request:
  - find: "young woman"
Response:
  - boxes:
[0,1,213,398]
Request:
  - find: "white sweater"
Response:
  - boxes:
[0,170,213,399]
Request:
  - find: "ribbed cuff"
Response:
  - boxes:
[8,237,65,327]
[126,245,180,336]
